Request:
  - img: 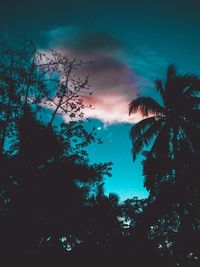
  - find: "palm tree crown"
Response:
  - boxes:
[129,65,200,164]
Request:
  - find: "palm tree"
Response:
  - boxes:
[129,65,200,263]
[129,65,200,194]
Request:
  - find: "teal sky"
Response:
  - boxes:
[1,0,200,200]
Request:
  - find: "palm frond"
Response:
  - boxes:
[155,79,165,104]
[167,64,176,81]
[164,65,178,105]
[179,118,200,154]
[165,72,200,105]
[130,117,165,160]
[173,96,200,115]
[129,97,164,117]
[174,74,200,96]
[185,96,200,109]
[178,126,196,156]
[182,109,200,126]
[182,75,200,97]
[148,122,171,159]
[130,116,159,140]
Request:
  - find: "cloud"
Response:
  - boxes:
[42,26,143,124]
[44,26,123,55]
[83,95,144,125]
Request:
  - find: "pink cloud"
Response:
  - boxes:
[83,94,143,125]
[42,26,143,124]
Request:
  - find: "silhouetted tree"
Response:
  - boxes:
[0,106,113,256]
[129,64,199,177]
[129,65,200,266]
[0,41,114,260]
[0,40,92,156]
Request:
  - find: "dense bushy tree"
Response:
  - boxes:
[0,42,116,259]
[0,106,113,256]
[0,40,92,156]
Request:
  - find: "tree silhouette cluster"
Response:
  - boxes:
[129,65,200,266]
[0,41,200,267]
[0,41,120,264]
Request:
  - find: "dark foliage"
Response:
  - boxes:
[129,65,200,266]
[0,42,200,267]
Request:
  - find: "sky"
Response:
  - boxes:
[1,0,200,200]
